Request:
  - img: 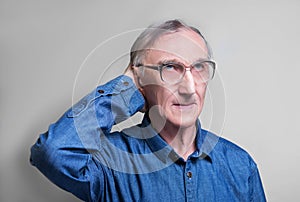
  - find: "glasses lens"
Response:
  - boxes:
[160,61,215,84]
[161,63,185,84]
[193,61,215,82]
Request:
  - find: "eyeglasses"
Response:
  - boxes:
[136,60,216,84]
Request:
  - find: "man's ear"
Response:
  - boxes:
[124,65,148,112]
[124,65,143,88]
[132,65,144,78]
[131,65,145,88]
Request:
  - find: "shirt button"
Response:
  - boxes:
[187,171,192,178]
[98,89,104,94]
[123,81,129,86]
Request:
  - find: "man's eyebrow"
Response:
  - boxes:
[157,59,181,65]
[193,57,211,63]
[157,58,210,65]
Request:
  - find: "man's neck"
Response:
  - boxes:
[155,121,197,161]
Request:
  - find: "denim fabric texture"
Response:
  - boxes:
[30,75,266,202]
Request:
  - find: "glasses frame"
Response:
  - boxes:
[136,59,216,84]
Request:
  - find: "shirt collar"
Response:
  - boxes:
[141,114,217,163]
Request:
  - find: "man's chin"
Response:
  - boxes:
[165,115,198,129]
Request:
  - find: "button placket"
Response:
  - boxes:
[185,160,195,202]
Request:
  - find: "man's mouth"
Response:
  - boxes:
[172,103,196,110]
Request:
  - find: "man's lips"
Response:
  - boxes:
[172,103,196,110]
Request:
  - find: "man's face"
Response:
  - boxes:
[138,29,209,129]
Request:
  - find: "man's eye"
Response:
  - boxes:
[163,64,181,72]
[163,64,176,71]
[193,63,205,71]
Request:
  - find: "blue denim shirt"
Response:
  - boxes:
[30,75,266,202]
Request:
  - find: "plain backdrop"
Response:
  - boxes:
[1,0,300,201]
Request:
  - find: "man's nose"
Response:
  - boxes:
[178,68,196,95]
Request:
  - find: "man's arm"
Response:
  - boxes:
[249,166,267,202]
[30,75,144,201]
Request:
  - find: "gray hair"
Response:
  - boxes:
[128,19,213,68]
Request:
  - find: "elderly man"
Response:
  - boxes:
[30,19,266,201]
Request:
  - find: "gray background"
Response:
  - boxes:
[1,0,299,201]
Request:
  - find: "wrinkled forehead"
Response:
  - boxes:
[145,29,209,64]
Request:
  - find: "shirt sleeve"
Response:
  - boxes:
[249,165,267,202]
[30,75,145,201]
